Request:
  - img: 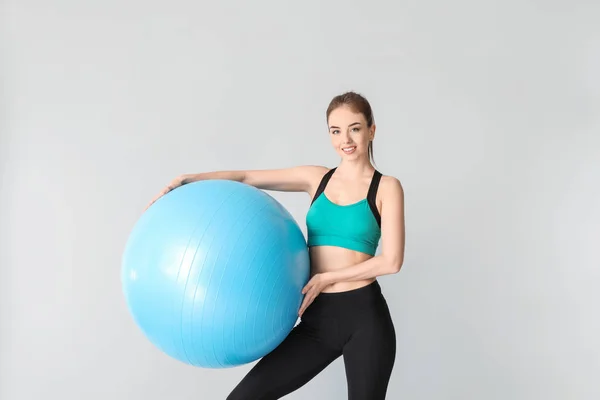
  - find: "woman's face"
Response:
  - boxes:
[327,106,375,162]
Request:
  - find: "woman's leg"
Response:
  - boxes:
[342,298,396,400]
[227,322,342,400]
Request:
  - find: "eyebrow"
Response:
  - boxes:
[329,122,361,130]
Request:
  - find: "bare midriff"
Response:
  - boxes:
[309,245,376,293]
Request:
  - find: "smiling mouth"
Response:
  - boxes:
[342,146,356,154]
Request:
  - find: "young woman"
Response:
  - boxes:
[148,92,405,399]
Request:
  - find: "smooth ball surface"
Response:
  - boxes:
[122,180,310,368]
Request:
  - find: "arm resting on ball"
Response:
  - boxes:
[147,166,328,212]
[324,178,405,283]
[181,170,246,184]
[181,165,328,194]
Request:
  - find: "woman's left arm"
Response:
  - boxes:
[299,177,405,316]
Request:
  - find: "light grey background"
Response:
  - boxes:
[2,1,599,399]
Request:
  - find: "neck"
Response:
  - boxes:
[336,157,374,179]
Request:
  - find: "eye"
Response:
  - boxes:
[331,130,340,135]
[352,127,361,132]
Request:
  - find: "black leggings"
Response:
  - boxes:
[227,280,396,400]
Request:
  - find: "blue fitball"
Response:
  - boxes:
[121,180,310,368]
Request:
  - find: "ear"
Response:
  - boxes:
[370,124,376,141]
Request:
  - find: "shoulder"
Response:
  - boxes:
[378,174,404,204]
[294,165,331,194]
[379,174,403,193]
[282,165,329,178]
[301,165,330,174]
[297,165,331,180]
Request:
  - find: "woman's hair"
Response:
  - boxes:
[326,91,375,164]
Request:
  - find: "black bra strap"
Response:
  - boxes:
[367,170,382,227]
[311,168,336,205]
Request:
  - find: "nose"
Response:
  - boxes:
[341,131,353,144]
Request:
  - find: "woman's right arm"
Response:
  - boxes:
[146,165,327,209]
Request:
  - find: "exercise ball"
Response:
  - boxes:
[121,179,310,368]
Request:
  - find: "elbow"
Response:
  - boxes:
[390,261,403,274]
[386,255,403,274]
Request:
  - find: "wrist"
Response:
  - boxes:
[320,271,337,286]
[179,174,192,185]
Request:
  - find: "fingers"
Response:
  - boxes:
[145,176,184,211]
[302,276,317,295]
[144,185,174,211]
[298,298,311,317]
[298,287,317,317]
[299,295,308,317]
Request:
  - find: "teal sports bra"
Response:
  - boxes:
[306,168,382,256]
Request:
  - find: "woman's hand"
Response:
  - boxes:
[298,273,332,317]
[145,175,187,211]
